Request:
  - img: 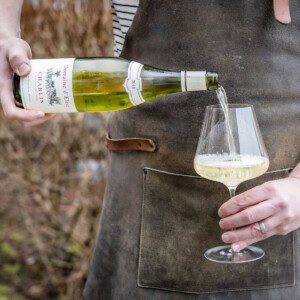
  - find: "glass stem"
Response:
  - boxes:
[228,187,238,253]
[228,187,236,198]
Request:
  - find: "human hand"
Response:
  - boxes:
[0,37,53,124]
[218,164,300,252]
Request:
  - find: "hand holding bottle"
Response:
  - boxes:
[218,163,300,252]
[0,36,52,124]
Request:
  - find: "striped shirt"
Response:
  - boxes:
[111,0,139,56]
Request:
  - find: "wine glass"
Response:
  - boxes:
[194,104,269,263]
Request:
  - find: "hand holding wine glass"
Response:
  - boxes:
[194,104,269,263]
[218,163,300,253]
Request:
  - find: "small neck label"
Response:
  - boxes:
[123,61,144,106]
[181,71,207,92]
[20,58,77,112]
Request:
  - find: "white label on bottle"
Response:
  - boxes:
[181,71,187,92]
[20,58,77,112]
[181,71,207,91]
[123,61,144,106]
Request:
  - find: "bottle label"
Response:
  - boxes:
[123,61,144,105]
[181,71,207,91]
[20,58,77,112]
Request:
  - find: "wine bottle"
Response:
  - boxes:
[13,57,219,113]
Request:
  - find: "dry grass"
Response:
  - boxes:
[22,0,113,58]
[0,0,112,299]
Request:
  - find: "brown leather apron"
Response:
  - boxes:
[83,1,300,299]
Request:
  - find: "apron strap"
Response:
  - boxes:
[105,135,157,152]
[273,0,291,24]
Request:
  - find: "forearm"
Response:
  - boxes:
[289,162,300,180]
[0,0,24,38]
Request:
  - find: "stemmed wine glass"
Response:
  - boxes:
[194,104,269,263]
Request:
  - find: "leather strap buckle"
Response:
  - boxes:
[105,135,157,153]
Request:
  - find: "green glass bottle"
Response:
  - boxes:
[13,57,219,113]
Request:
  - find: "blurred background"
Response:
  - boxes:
[0,0,112,299]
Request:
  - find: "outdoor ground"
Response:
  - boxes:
[0,1,112,299]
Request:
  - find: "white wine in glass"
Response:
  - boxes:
[194,104,269,263]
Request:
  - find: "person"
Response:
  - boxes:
[1,0,300,299]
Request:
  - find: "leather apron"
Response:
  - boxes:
[83,1,300,299]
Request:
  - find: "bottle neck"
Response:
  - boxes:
[206,71,219,91]
[181,71,207,91]
[142,66,219,94]
[181,71,219,92]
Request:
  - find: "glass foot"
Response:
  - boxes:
[204,245,265,263]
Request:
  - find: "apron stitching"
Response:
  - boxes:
[137,169,148,287]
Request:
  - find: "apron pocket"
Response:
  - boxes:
[138,167,295,294]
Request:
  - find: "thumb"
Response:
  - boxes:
[8,39,32,77]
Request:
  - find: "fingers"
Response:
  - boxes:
[218,184,271,218]
[7,38,32,77]
[1,79,45,122]
[0,38,45,122]
[230,221,296,252]
[23,114,57,127]
[219,179,297,231]
[273,0,291,25]
[230,229,276,252]
[221,213,283,246]
[289,163,300,180]
[218,177,300,252]
[219,198,281,230]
